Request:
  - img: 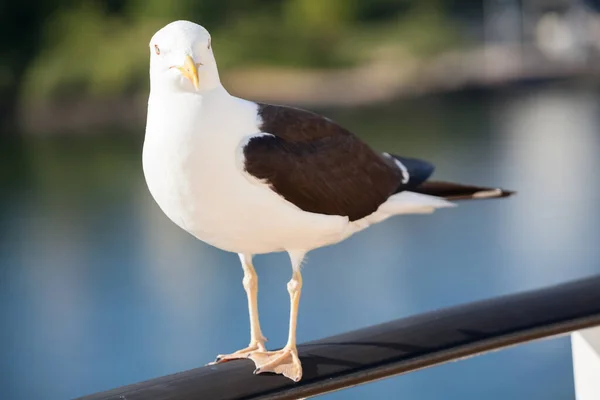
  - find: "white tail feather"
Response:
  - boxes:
[343,192,454,238]
[378,191,455,215]
[356,191,455,227]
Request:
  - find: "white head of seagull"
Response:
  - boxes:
[148,21,220,93]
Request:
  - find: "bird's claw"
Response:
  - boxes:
[208,341,267,365]
[248,346,302,382]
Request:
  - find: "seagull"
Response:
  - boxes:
[142,20,514,382]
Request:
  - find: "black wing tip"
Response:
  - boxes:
[470,187,515,199]
[413,180,515,201]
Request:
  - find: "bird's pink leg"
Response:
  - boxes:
[210,254,267,363]
[249,251,304,382]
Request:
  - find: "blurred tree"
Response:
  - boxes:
[2,0,465,131]
[0,1,74,131]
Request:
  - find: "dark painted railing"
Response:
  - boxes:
[78,275,600,400]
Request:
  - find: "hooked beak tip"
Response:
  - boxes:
[176,54,199,90]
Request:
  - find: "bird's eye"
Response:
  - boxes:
[207,38,211,50]
[154,44,160,55]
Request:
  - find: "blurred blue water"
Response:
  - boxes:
[1,84,599,399]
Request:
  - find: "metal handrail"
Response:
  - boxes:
[78,274,600,400]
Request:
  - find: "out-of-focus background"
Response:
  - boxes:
[2,1,600,399]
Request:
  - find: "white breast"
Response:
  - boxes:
[142,90,350,254]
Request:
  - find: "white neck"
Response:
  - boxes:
[149,65,222,96]
[198,66,221,91]
[148,84,229,105]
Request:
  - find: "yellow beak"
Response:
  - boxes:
[176,55,199,90]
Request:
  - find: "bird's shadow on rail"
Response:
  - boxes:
[295,340,432,380]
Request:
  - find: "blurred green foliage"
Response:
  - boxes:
[0,0,470,129]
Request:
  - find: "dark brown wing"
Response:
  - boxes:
[243,104,404,221]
